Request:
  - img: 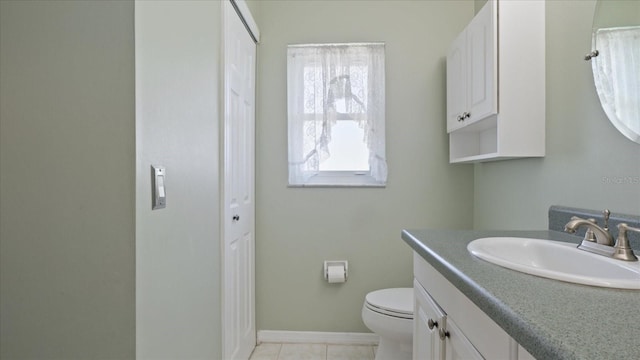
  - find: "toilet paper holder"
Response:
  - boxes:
[324,260,348,282]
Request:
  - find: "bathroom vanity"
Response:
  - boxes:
[413,250,533,360]
[403,228,640,360]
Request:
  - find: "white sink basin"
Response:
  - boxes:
[467,237,640,289]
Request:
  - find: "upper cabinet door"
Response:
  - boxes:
[446,1,497,133]
[446,31,467,133]
[465,0,497,126]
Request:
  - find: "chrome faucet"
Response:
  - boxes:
[564,209,638,261]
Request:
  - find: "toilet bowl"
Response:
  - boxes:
[362,288,413,360]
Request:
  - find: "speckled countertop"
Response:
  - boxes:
[402,229,640,360]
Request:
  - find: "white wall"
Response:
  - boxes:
[255,0,475,332]
[0,1,135,358]
[135,1,222,358]
[473,1,640,229]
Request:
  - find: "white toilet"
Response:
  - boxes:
[362,288,413,360]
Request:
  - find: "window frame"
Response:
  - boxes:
[287,42,386,188]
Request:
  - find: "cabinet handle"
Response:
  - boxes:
[584,50,599,61]
[457,112,471,121]
[427,318,438,330]
[439,328,450,340]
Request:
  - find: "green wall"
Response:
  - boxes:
[473,0,640,229]
[255,0,475,333]
[3,0,636,352]
[135,1,223,358]
[0,1,135,358]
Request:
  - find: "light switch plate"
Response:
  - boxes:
[151,165,166,210]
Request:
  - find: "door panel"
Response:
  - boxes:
[446,31,466,133]
[465,0,497,124]
[414,279,446,360]
[223,1,256,359]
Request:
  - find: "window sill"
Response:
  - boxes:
[288,173,386,188]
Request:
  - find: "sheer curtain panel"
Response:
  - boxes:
[593,27,640,139]
[287,43,386,186]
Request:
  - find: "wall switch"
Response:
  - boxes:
[151,165,166,210]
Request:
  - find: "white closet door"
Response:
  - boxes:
[223,1,256,359]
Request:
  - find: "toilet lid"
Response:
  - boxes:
[365,288,413,317]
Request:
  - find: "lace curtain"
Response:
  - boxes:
[287,43,386,185]
[592,26,640,139]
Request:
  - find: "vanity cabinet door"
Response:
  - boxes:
[414,279,445,360]
[414,279,484,360]
[414,253,515,359]
[444,318,484,360]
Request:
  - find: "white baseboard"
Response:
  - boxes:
[257,330,379,345]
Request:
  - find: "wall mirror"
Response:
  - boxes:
[589,0,640,144]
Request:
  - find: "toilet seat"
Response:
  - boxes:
[365,288,413,319]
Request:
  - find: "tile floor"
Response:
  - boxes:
[249,343,377,360]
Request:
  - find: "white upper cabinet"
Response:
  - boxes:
[447,1,497,133]
[447,0,545,163]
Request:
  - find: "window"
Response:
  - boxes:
[287,43,386,187]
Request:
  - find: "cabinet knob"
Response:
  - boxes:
[232,215,240,221]
[457,115,463,122]
[427,318,438,330]
[439,328,450,340]
[464,112,471,119]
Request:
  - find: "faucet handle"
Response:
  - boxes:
[613,223,639,261]
[603,209,611,232]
